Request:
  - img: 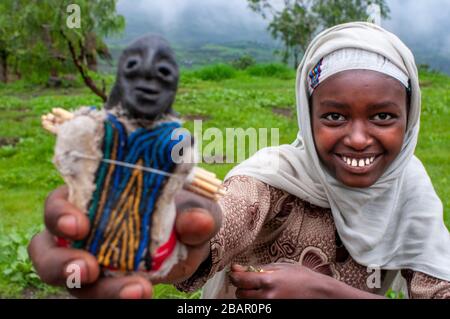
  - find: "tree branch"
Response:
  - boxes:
[60,30,107,102]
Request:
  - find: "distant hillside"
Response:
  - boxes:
[104,0,450,75]
[101,40,280,74]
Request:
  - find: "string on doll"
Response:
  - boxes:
[71,153,182,180]
[73,116,182,271]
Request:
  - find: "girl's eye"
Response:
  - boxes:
[373,113,393,121]
[325,113,346,121]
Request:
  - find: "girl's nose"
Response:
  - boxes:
[344,121,373,150]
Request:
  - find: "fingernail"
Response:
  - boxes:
[58,215,78,237]
[119,284,144,299]
[232,264,245,271]
[65,259,88,283]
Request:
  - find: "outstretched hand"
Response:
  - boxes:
[28,186,221,299]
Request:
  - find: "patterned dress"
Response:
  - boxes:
[177,176,450,299]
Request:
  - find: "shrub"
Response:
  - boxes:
[231,54,256,70]
[246,63,294,79]
[193,64,236,81]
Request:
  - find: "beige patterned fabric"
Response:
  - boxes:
[176,176,450,299]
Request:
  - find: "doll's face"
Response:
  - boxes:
[311,70,408,188]
[117,35,179,120]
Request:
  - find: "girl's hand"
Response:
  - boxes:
[28,186,221,299]
[229,263,332,299]
[230,263,386,299]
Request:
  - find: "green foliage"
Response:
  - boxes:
[312,0,390,26]
[193,64,237,81]
[231,54,256,70]
[172,41,279,70]
[153,285,201,299]
[0,225,62,297]
[178,87,294,110]
[0,227,40,288]
[246,63,294,79]
[385,288,405,299]
[0,0,124,87]
[268,2,318,66]
[247,0,390,67]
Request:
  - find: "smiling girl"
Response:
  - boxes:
[177,22,450,299]
[29,22,450,299]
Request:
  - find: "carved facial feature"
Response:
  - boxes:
[116,35,179,120]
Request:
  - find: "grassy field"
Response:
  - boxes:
[0,65,448,298]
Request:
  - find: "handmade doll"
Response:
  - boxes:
[41,35,223,279]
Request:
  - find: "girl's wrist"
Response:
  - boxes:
[314,273,340,298]
[316,273,386,299]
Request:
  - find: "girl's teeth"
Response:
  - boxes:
[341,156,378,167]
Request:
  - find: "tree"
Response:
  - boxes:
[248,0,390,68]
[0,0,30,83]
[0,0,125,101]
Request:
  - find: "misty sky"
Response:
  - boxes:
[117,0,267,29]
[116,0,450,66]
[384,0,450,55]
[116,0,271,43]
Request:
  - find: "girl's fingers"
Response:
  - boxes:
[175,189,222,246]
[152,243,210,284]
[44,186,90,241]
[28,230,100,286]
[230,264,248,272]
[175,208,217,246]
[70,276,152,299]
[229,269,270,290]
[40,185,222,292]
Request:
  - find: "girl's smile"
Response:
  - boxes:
[311,70,408,188]
[334,152,382,174]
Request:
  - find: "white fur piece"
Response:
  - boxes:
[53,108,106,213]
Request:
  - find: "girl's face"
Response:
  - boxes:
[311,70,408,188]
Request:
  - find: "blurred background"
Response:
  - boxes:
[110,0,450,73]
[0,0,448,299]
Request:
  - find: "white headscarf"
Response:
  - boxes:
[226,22,450,282]
[306,47,410,95]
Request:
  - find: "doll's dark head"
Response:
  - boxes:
[106,34,179,120]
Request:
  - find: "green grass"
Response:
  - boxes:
[192,64,237,81]
[415,71,450,227]
[246,63,293,79]
[0,67,448,298]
